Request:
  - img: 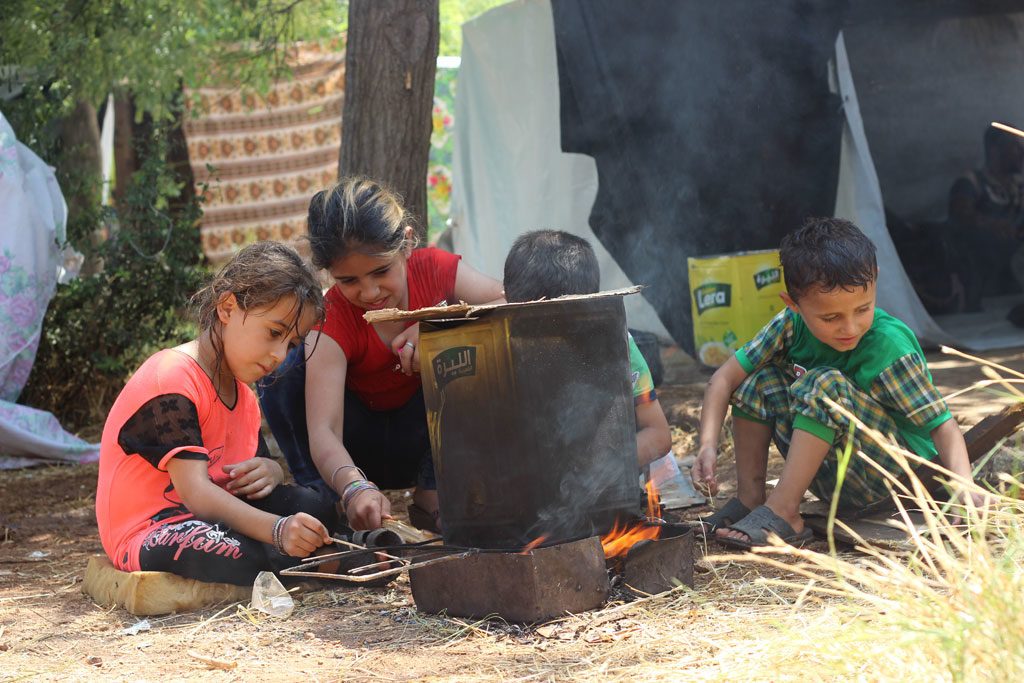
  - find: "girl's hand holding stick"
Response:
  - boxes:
[279,513,333,557]
[345,486,392,530]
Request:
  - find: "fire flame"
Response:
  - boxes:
[644,477,659,518]
[520,481,664,558]
[519,535,548,554]
[601,480,662,559]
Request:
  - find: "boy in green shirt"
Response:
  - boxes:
[691,217,976,548]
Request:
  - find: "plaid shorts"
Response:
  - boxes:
[731,365,915,511]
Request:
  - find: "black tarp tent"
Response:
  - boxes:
[447,0,1024,356]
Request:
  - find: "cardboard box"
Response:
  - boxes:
[688,249,785,367]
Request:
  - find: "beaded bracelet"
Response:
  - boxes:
[343,478,368,493]
[342,480,377,504]
[330,464,367,491]
[342,480,379,512]
[272,515,291,555]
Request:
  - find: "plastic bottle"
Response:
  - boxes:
[251,571,295,618]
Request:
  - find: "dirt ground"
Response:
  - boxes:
[1,344,1021,681]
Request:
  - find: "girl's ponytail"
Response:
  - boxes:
[306,177,418,271]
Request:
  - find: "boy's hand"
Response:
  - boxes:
[948,487,994,525]
[281,513,332,557]
[691,446,719,497]
[224,457,284,499]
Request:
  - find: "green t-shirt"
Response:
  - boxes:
[735,307,951,459]
[627,334,657,406]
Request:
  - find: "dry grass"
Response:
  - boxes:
[690,350,1024,683]
[2,350,1023,681]
[413,349,1024,682]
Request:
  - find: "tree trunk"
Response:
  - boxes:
[113,86,196,247]
[112,94,142,211]
[340,0,439,244]
[60,98,104,275]
[60,98,103,215]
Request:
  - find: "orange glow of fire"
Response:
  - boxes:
[644,478,659,519]
[601,480,663,559]
[600,518,660,558]
[519,535,549,554]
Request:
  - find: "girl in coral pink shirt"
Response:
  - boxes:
[96,242,335,585]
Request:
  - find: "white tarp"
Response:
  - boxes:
[0,111,99,467]
[448,0,670,338]
[450,2,967,349]
[832,32,953,347]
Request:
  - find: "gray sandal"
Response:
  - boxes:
[718,505,814,549]
[692,497,751,534]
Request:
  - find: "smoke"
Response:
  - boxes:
[509,305,641,544]
[551,0,846,353]
[429,299,644,549]
[524,372,640,543]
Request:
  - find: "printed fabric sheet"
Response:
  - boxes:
[185,42,458,262]
[184,43,346,263]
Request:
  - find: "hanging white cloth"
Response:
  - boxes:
[832,32,953,347]
[0,110,99,467]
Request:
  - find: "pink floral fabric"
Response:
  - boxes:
[0,112,99,468]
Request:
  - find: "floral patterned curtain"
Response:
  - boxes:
[184,44,459,261]
[184,42,345,264]
[427,63,457,243]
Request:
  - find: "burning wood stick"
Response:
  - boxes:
[992,121,1024,139]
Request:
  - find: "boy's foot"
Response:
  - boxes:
[691,497,751,534]
[716,505,814,549]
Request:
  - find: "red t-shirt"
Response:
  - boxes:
[318,247,461,411]
[95,349,262,571]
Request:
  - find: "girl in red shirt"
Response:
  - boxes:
[259,177,504,533]
[96,242,335,585]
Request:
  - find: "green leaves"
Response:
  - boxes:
[18,121,204,432]
[1,0,350,122]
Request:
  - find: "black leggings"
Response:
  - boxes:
[257,345,435,495]
[137,484,337,586]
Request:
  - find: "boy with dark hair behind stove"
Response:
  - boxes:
[503,230,683,490]
[691,217,980,548]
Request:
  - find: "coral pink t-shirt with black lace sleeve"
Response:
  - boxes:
[95,349,262,571]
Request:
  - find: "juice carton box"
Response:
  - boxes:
[688,249,785,367]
